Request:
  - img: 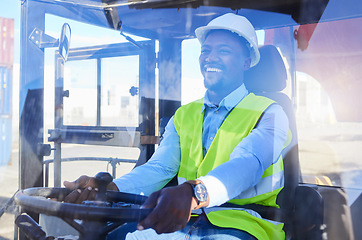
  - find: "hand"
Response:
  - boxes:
[63,175,118,204]
[137,183,198,234]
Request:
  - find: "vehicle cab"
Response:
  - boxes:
[1,0,362,239]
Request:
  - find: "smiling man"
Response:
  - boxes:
[199,29,252,104]
[64,13,289,240]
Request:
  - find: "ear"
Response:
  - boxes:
[242,57,252,71]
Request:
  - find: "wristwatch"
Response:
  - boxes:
[185,180,209,209]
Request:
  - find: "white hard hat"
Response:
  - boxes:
[195,13,260,67]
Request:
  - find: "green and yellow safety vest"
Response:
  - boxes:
[174,93,285,240]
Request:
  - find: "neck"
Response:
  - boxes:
[207,82,243,105]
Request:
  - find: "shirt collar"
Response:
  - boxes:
[201,84,249,113]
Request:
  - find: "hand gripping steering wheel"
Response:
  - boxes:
[15,172,152,240]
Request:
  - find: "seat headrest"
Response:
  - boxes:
[244,45,287,92]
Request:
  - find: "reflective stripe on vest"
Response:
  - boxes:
[174,93,285,240]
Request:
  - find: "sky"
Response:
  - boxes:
[0,0,20,19]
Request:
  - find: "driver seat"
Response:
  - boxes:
[244,45,324,240]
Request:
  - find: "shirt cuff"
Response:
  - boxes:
[198,175,229,208]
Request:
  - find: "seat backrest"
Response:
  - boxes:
[244,44,298,149]
[244,45,301,235]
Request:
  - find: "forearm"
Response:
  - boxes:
[198,152,263,207]
[113,162,177,196]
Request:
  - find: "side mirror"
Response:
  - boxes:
[58,23,71,62]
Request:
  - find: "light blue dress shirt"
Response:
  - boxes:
[113,84,289,208]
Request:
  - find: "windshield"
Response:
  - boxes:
[1,0,362,239]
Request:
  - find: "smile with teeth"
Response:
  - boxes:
[206,67,222,72]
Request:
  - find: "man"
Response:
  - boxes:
[64,13,289,240]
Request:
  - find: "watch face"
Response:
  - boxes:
[194,183,208,202]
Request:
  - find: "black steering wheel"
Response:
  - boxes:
[15,172,152,240]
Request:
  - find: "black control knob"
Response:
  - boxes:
[94,172,113,201]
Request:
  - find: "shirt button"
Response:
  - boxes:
[215,110,219,114]
[210,137,213,140]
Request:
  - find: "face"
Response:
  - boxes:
[199,30,251,93]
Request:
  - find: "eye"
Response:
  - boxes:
[219,48,232,54]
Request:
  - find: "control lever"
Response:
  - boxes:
[15,214,55,240]
[94,172,113,202]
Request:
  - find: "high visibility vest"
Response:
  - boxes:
[174,93,285,240]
